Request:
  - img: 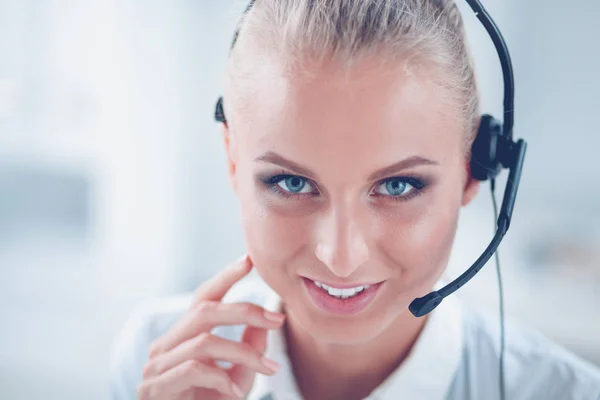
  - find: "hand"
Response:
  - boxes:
[137,255,286,400]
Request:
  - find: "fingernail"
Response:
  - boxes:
[263,310,285,323]
[261,357,281,373]
[231,382,244,399]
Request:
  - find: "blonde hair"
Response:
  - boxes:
[224,0,480,142]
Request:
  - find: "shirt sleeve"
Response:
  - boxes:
[108,307,156,400]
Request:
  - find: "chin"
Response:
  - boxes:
[311,318,394,344]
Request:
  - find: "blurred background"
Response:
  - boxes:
[0,0,599,398]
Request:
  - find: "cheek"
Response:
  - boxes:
[383,193,461,284]
[242,207,309,261]
[408,208,458,264]
[238,179,312,288]
[401,214,458,296]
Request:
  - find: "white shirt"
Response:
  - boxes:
[109,270,600,400]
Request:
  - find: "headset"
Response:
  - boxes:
[214,1,526,399]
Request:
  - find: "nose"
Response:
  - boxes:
[314,205,369,278]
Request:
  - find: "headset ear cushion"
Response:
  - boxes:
[215,97,226,123]
[470,114,503,181]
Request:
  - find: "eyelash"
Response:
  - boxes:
[260,174,427,203]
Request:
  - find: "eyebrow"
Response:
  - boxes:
[254,151,438,181]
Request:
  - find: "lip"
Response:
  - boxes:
[301,276,384,289]
[302,277,384,316]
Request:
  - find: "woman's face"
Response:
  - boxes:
[222,56,479,344]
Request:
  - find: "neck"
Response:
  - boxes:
[283,308,428,400]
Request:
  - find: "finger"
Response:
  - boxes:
[137,360,242,400]
[192,254,253,305]
[243,325,269,354]
[144,332,280,380]
[229,326,273,392]
[150,302,285,356]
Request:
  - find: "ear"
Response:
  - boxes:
[461,162,480,206]
[221,122,239,194]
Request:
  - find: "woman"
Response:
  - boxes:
[109,1,600,399]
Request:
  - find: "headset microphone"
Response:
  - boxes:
[408,0,527,318]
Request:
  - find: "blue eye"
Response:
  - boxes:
[373,177,425,201]
[277,176,313,194]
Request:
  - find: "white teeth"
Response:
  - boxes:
[313,281,369,299]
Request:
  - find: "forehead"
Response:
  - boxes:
[234,56,463,175]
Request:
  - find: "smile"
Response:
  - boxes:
[302,277,385,315]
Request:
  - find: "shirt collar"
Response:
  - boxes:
[248,280,463,400]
